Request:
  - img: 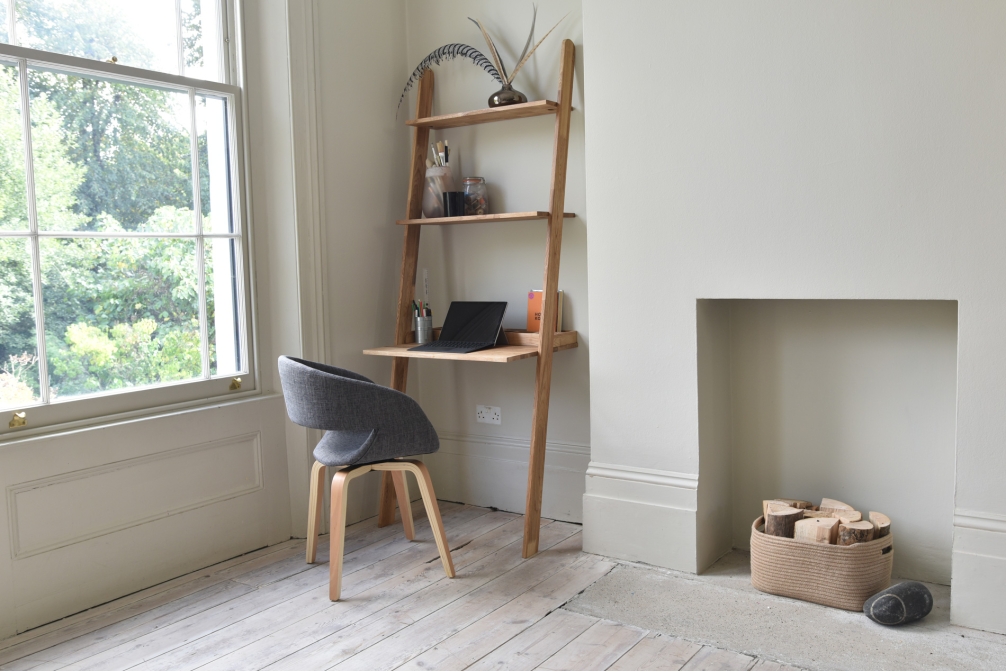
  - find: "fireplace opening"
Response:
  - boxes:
[696,299,958,584]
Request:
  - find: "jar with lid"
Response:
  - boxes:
[463,177,488,216]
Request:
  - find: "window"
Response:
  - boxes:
[0,0,251,433]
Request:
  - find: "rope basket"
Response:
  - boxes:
[750,516,894,611]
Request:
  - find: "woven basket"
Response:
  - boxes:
[750,516,894,611]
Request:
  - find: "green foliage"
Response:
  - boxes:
[0,0,221,404]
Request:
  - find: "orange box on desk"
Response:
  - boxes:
[526,290,564,332]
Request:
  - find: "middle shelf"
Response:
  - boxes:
[363,329,578,363]
[396,211,575,226]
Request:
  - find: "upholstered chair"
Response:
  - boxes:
[277,356,454,600]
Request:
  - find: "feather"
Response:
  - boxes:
[398,43,503,112]
[468,17,509,84]
[507,13,567,84]
[513,4,537,78]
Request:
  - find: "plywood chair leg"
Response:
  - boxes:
[306,460,325,563]
[391,470,415,540]
[328,469,352,601]
[406,460,455,578]
[377,471,397,528]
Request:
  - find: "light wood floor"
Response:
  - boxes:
[0,502,796,671]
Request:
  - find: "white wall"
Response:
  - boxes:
[307,0,412,521]
[401,0,589,521]
[582,0,1006,633]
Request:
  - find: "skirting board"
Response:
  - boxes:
[952,509,1006,634]
[583,461,698,572]
[423,433,589,523]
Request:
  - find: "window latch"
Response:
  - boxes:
[229,377,242,391]
[9,412,26,429]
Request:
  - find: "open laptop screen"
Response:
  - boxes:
[439,302,507,342]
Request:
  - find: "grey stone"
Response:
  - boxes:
[864,581,934,626]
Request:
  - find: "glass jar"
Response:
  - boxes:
[422,166,455,218]
[463,177,488,216]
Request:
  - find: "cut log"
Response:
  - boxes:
[765,506,804,538]
[802,510,834,518]
[870,511,891,538]
[837,511,863,524]
[763,500,790,518]
[838,520,875,546]
[795,517,839,544]
[820,498,854,513]
[776,498,814,510]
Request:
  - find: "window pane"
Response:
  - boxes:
[17,0,179,76]
[40,237,202,398]
[28,69,195,233]
[196,95,232,233]
[206,237,240,375]
[0,62,27,232]
[0,237,40,409]
[181,0,223,82]
[0,1,8,44]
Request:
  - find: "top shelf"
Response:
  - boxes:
[406,100,561,129]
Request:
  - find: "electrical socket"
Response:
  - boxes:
[476,405,501,425]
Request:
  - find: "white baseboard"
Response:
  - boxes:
[583,461,699,572]
[423,433,589,523]
[952,508,1006,634]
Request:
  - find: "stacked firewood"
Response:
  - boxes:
[762,498,891,546]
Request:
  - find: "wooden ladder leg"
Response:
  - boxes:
[523,39,576,559]
[306,460,325,563]
[380,69,435,531]
[406,461,455,578]
[391,470,415,540]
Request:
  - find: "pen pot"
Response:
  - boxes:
[422,167,455,218]
[415,316,434,345]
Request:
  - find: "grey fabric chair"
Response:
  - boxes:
[278,356,454,600]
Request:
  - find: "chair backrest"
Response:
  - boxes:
[278,356,377,431]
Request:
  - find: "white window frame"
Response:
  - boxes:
[0,0,258,438]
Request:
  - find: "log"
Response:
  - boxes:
[820,498,854,514]
[802,510,834,518]
[837,511,863,524]
[838,520,875,546]
[765,506,804,538]
[870,511,891,538]
[776,498,814,510]
[762,500,795,518]
[795,516,839,544]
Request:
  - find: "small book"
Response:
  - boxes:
[527,290,564,333]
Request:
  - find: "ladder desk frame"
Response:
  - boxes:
[371,39,576,559]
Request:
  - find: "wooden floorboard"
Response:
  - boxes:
[0,501,792,672]
[607,632,703,671]
[469,609,598,671]
[536,619,647,671]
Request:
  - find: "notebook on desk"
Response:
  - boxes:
[409,301,508,354]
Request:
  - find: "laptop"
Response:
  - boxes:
[410,301,508,354]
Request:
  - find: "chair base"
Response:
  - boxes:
[306,459,455,601]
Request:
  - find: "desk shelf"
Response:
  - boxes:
[363,330,578,363]
[405,100,560,129]
[396,211,574,226]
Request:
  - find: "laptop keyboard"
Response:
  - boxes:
[419,341,489,350]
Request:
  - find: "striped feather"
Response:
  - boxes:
[398,44,503,112]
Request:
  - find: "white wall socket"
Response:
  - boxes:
[476,405,501,425]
